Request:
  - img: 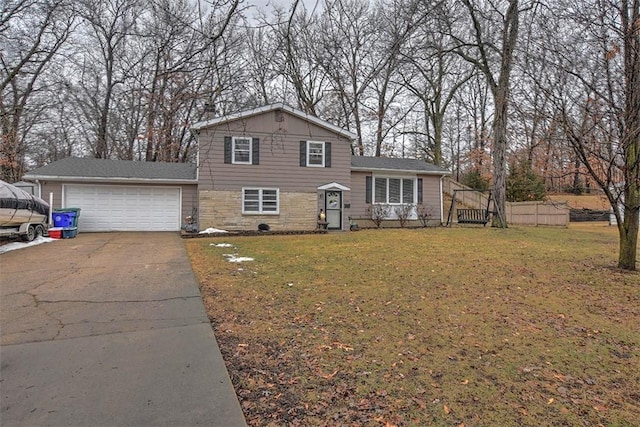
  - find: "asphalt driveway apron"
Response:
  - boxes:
[0,232,246,426]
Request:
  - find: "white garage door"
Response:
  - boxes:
[64,185,181,231]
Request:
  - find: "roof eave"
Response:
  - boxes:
[22,175,198,184]
[191,103,358,141]
[191,103,279,130]
[318,182,351,191]
[350,166,451,175]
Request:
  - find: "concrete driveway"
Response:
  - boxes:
[0,232,246,426]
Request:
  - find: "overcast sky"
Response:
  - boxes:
[245,0,323,16]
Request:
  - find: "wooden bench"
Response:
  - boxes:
[457,209,490,225]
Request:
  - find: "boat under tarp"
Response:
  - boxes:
[0,180,49,227]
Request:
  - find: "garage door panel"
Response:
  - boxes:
[64,185,181,232]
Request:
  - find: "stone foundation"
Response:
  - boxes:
[199,190,318,231]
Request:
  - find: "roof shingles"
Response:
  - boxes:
[351,156,450,175]
[23,158,197,181]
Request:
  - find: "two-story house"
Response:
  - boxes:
[192,103,450,231]
[23,103,449,232]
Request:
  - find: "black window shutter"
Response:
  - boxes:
[417,178,423,204]
[252,138,259,165]
[365,176,372,203]
[300,141,306,167]
[324,142,331,167]
[224,136,232,164]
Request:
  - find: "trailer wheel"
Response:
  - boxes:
[22,225,37,242]
[35,224,45,238]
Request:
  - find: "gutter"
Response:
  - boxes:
[351,166,452,176]
[22,175,198,185]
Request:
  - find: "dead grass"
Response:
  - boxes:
[186,224,639,427]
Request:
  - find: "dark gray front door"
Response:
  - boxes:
[325,191,342,230]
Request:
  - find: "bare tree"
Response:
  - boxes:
[242,21,280,106]
[269,0,327,115]
[60,0,240,162]
[399,5,475,166]
[543,0,639,270]
[140,0,241,162]
[318,0,385,155]
[74,0,144,159]
[366,0,430,157]
[451,0,524,227]
[0,0,74,181]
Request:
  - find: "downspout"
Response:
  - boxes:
[49,192,53,226]
[194,130,201,231]
[35,179,53,226]
[195,136,200,182]
[440,175,445,225]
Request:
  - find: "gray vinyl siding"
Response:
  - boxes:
[421,175,443,221]
[39,181,63,208]
[349,171,370,219]
[349,171,443,222]
[180,184,198,219]
[197,111,352,192]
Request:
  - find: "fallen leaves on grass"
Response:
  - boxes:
[317,369,339,380]
[186,226,640,426]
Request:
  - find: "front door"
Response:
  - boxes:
[325,191,342,230]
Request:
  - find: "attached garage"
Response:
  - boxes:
[23,158,198,233]
[64,184,182,231]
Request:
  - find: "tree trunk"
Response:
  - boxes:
[432,106,444,167]
[572,155,581,193]
[619,187,639,270]
[490,0,519,228]
[617,0,640,270]
[96,85,111,158]
[491,83,509,228]
[0,114,23,182]
[95,37,115,159]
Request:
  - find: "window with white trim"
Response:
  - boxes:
[242,188,279,214]
[233,137,252,164]
[374,177,417,204]
[307,141,325,167]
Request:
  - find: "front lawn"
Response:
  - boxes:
[186,224,639,426]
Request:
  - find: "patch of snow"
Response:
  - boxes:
[223,253,254,263]
[0,236,57,254]
[199,227,229,234]
[211,243,234,247]
[229,257,254,263]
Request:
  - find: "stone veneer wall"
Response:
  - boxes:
[199,190,318,231]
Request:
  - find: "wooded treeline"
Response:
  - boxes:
[2,0,638,266]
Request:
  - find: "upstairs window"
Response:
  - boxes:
[233,137,251,164]
[307,141,325,167]
[300,141,331,167]
[224,136,259,165]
